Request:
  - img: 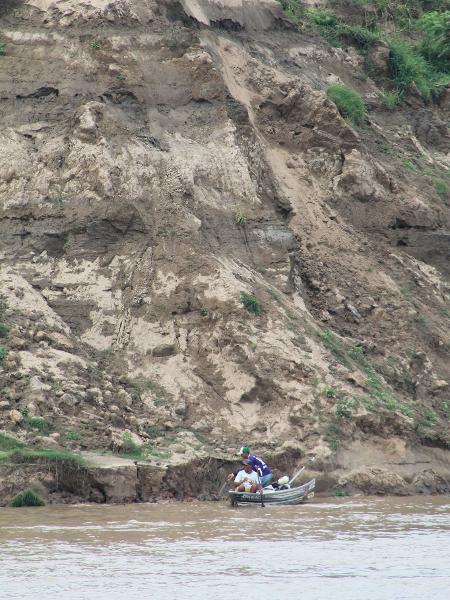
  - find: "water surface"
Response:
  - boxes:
[1,496,449,600]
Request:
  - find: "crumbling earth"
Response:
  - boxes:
[0,0,449,504]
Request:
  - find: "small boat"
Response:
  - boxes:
[229,478,315,506]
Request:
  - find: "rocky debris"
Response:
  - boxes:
[338,467,409,495]
[179,0,289,31]
[333,149,392,204]
[412,469,450,495]
[414,110,450,152]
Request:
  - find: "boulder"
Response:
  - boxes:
[338,467,408,495]
[412,469,450,494]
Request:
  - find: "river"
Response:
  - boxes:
[1,496,449,600]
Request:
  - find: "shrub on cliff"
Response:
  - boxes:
[10,489,45,508]
[0,345,7,363]
[420,10,450,72]
[326,84,366,126]
[240,292,262,316]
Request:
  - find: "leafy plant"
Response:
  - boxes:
[379,89,402,110]
[335,398,356,420]
[239,292,262,316]
[278,0,304,21]
[146,426,164,439]
[0,433,23,452]
[26,417,50,436]
[235,209,247,226]
[305,7,337,26]
[1,448,84,465]
[388,40,432,99]
[419,11,450,72]
[434,178,448,196]
[326,84,366,126]
[0,44,5,57]
[334,487,351,497]
[11,489,45,508]
[65,430,81,441]
[0,323,9,338]
[91,41,101,50]
[0,345,7,363]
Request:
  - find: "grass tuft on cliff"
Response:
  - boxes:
[326,84,366,126]
[10,489,45,508]
[0,446,85,466]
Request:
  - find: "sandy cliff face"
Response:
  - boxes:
[0,0,449,502]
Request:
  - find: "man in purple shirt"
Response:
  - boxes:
[227,446,273,487]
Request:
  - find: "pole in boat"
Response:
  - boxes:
[289,457,315,487]
[257,468,265,508]
[214,479,228,500]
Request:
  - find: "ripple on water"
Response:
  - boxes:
[1,497,450,600]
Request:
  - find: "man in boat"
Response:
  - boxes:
[227,446,273,487]
[233,459,260,493]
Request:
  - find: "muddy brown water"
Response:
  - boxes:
[1,496,449,600]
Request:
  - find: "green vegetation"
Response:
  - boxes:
[0,323,9,338]
[415,408,438,437]
[267,288,282,303]
[0,432,24,452]
[65,429,81,441]
[379,89,402,110]
[334,487,351,497]
[0,446,85,467]
[25,417,50,436]
[0,345,7,363]
[120,432,142,458]
[326,84,366,126]
[335,397,357,420]
[278,0,304,21]
[420,11,450,73]
[434,178,449,196]
[116,431,171,460]
[146,425,164,439]
[240,292,262,316]
[442,400,450,420]
[317,331,415,419]
[235,209,247,226]
[401,158,418,172]
[0,44,5,57]
[11,489,45,508]
[126,376,172,404]
[91,41,101,50]
[316,328,351,368]
[277,2,450,105]
[388,40,432,99]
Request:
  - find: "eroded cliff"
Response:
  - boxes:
[0,0,449,503]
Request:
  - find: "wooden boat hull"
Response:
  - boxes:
[229,478,315,506]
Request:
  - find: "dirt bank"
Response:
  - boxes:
[0,0,449,503]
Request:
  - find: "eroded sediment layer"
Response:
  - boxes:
[0,0,449,503]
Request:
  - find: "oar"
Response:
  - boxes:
[213,478,229,501]
[257,469,265,508]
[288,466,305,487]
[289,457,315,486]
